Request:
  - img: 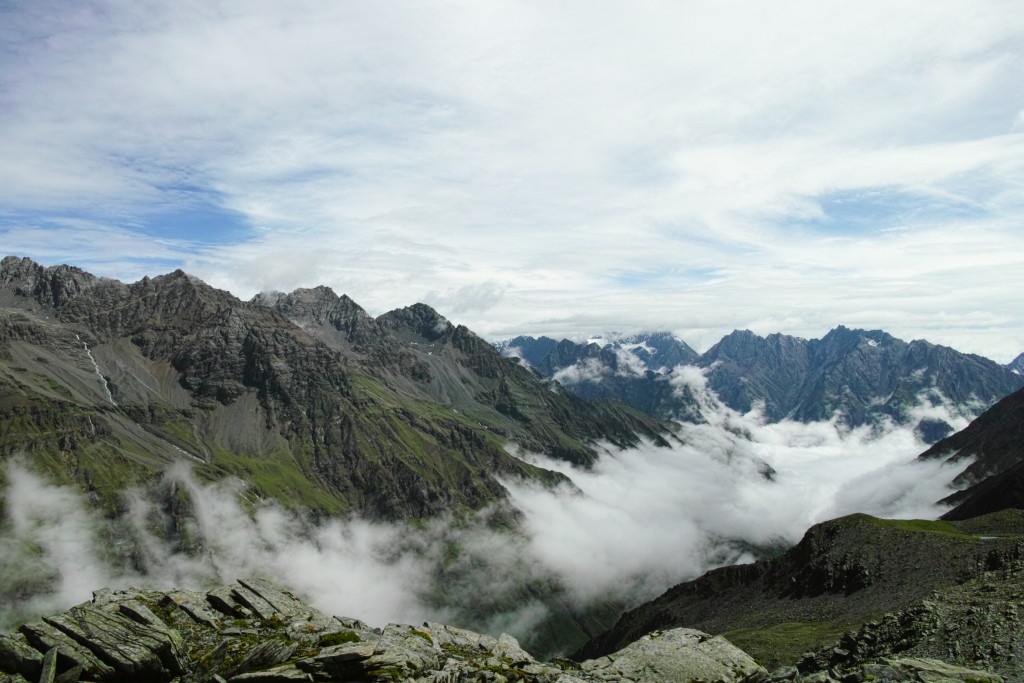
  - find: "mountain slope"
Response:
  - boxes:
[255,291,672,466]
[0,256,669,520]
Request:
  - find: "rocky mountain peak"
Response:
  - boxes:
[376,303,454,344]
[0,255,103,309]
[253,286,368,327]
[702,329,764,361]
[1006,352,1024,375]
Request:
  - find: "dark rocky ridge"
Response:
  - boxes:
[0,256,670,521]
[0,578,771,683]
[913,387,1024,520]
[575,510,1024,681]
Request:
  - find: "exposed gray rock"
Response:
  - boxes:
[0,634,42,680]
[18,619,116,680]
[580,628,767,683]
[0,581,1005,683]
[228,665,312,682]
[44,602,185,681]
[38,648,57,683]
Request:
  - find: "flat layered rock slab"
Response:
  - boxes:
[206,587,248,619]
[228,664,314,682]
[163,591,224,629]
[18,620,116,681]
[297,638,380,680]
[353,624,442,679]
[44,604,185,681]
[863,657,1004,683]
[229,585,280,622]
[237,579,312,619]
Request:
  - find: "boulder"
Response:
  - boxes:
[580,628,768,683]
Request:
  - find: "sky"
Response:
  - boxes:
[2,1,1024,360]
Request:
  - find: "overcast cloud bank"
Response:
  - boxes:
[1,2,1023,360]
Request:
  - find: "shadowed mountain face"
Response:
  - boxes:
[0,256,669,520]
[501,327,1024,437]
[1008,352,1024,375]
[914,387,1024,520]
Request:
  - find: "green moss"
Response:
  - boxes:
[410,628,434,644]
[367,666,406,680]
[723,621,855,670]
[318,630,361,647]
[835,514,976,540]
[261,614,285,629]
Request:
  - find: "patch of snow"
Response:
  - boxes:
[618,341,654,355]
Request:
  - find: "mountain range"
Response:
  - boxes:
[0,256,668,521]
[500,329,1024,441]
[3,255,1024,682]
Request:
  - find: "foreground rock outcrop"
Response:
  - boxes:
[0,579,768,683]
[1,579,1005,683]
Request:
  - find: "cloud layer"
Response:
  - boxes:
[2,2,1023,359]
[0,376,971,650]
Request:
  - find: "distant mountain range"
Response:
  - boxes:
[499,329,1024,441]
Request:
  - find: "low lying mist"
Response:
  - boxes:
[0,367,973,653]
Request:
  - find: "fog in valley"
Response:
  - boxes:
[0,366,972,651]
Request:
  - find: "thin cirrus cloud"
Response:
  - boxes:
[2,1,1023,359]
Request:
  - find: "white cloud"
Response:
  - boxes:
[2,1,1024,359]
[552,358,610,384]
[1,379,973,646]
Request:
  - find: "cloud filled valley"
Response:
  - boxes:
[0,367,973,655]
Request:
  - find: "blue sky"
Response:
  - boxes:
[2,1,1023,360]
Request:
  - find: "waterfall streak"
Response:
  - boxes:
[76,335,117,406]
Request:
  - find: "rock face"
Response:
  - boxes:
[0,579,768,683]
[500,327,1024,435]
